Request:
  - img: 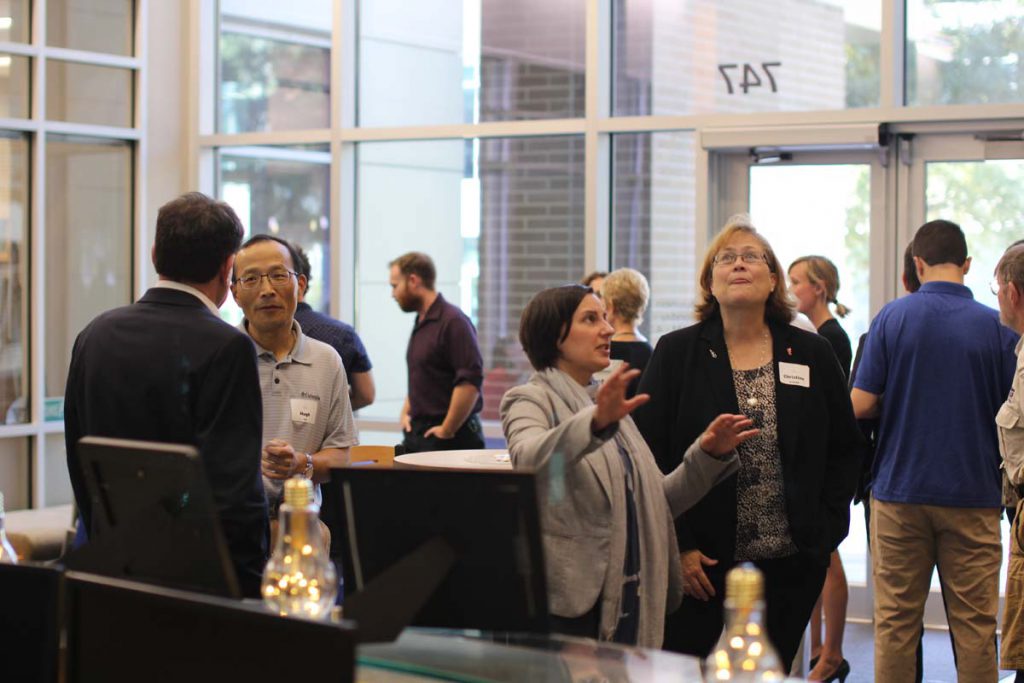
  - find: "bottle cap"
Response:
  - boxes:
[726,562,764,605]
[283,477,314,507]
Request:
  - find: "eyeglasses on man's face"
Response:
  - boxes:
[714,250,768,267]
[991,278,1003,296]
[233,269,298,290]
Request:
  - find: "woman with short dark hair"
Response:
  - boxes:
[633,217,863,673]
[501,283,757,647]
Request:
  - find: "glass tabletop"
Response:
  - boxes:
[357,628,705,682]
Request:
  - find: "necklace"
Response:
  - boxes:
[725,327,771,410]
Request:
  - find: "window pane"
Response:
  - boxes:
[0,54,30,119]
[0,0,31,43]
[906,0,1024,106]
[47,0,134,56]
[45,136,132,402]
[356,136,585,421]
[217,24,330,134]
[43,434,73,506]
[613,0,881,116]
[217,146,331,324]
[358,0,585,126]
[0,133,29,425]
[46,60,134,127]
[611,132,698,342]
[0,438,29,510]
[925,159,1024,310]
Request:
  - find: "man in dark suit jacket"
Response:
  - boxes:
[64,192,269,596]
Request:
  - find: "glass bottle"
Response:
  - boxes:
[704,563,784,682]
[0,491,18,564]
[261,477,336,619]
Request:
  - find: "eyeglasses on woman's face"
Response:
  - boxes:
[714,250,768,267]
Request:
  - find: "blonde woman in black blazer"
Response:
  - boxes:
[633,218,862,676]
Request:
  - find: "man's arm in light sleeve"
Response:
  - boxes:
[312,352,357,480]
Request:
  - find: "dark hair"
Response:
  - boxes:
[235,234,302,276]
[903,243,921,293]
[519,285,592,371]
[153,192,244,283]
[292,242,312,282]
[581,271,607,287]
[695,216,794,325]
[389,252,436,290]
[912,219,967,267]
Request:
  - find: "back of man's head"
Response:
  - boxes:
[912,219,968,267]
[154,192,244,284]
[292,242,312,283]
[389,251,436,290]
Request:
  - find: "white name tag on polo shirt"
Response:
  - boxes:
[291,398,318,425]
[779,362,810,388]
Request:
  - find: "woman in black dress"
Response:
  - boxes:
[788,254,853,681]
[601,268,653,399]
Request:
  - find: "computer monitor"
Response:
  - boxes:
[65,436,240,598]
[322,467,548,642]
[64,571,356,683]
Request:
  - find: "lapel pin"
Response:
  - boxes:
[709,349,718,359]
[786,347,792,356]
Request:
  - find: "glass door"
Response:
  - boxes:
[902,131,1024,625]
[708,144,888,620]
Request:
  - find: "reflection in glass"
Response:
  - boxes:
[218,147,331,323]
[355,136,585,420]
[0,0,31,43]
[0,54,30,119]
[0,438,29,510]
[46,60,134,127]
[45,136,133,400]
[0,133,29,425]
[358,0,585,126]
[907,0,1024,106]
[925,160,1024,310]
[47,0,134,56]
[611,132,697,342]
[613,0,881,116]
[218,31,330,134]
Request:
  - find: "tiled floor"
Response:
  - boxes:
[837,621,1017,683]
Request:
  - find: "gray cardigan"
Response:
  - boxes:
[500,368,738,647]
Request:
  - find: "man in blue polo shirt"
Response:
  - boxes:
[852,220,1018,683]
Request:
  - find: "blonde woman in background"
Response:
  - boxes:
[788,256,852,379]
[788,255,852,682]
[602,268,652,399]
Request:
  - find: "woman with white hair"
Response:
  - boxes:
[601,268,653,398]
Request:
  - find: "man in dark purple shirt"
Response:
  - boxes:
[389,252,484,453]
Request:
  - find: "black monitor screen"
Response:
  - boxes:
[67,436,239,598]
[323,467,548,640]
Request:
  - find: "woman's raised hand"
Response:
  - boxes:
[699,414,759,456]
[592,362,650,433]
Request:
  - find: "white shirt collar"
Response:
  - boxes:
[151,280,222,318]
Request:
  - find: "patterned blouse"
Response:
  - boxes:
[732,362,798,561]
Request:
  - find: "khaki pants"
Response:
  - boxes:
[1002,499,1024,671]
[871,497,1001,683]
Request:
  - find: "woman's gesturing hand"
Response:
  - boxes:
[699,414,759,456]
[591,362,650,433]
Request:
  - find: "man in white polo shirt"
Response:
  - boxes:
[231,234,356,511]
